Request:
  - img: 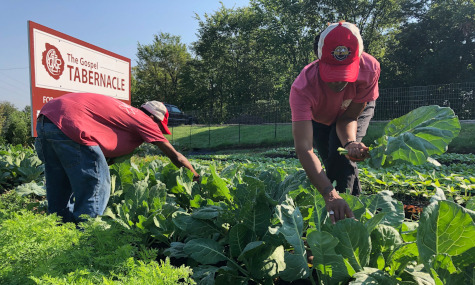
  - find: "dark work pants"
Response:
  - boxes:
[312,101,375,195]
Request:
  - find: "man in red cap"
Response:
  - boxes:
[35,92,200,224]
[290,21,380,223]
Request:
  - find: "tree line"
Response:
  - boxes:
[132,0,475,122]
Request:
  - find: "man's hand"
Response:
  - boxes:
[193,174,201,183]
[344,141,370,162]
[323,189,354,224]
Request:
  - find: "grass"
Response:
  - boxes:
[164,121,474,154]
[165,124,294,150]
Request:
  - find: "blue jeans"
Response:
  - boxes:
[35,116,111,223]
[312,101,375,195]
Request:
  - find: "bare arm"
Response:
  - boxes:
[336,102,370,160]
[152,140,199,178]
[292,120,354,223]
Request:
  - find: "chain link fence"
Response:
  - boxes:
[374,82,474,121]
[173,82,474,149]
[185,82,474,125]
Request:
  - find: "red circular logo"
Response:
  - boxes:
[41,43,64,80]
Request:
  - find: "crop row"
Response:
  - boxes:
[1,144,474,284]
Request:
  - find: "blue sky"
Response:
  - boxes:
[0,0,250,109]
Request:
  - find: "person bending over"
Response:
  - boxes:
[35,92,200,223]
[290,21,380,223]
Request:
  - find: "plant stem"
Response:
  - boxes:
[337,147,348,155]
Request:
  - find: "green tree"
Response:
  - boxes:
[193,5,274,122]
[249,0,324,98]
[192,1,324,122]
[133,33,191,107]
[305,0,429,59]
[0,102,18,145]
[0,102,33,146]
[382,0,475,87]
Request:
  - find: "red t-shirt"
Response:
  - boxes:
[290,52,380,125]
[39,93,167,157]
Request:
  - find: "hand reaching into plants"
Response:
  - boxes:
[193,174,201,183]
[323,189,355,224]
[338,142,370,162]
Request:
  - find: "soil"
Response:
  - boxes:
[393,192,431,220]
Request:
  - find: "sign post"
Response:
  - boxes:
[28,21,131,136]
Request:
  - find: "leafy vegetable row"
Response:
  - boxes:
[104,159,475,284]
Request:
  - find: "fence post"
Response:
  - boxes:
[274,104,277,139]
[208,111,211,147]
[238,105,241,144]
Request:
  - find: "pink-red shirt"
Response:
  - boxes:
[39,93,167,157]
[290,52,380,125]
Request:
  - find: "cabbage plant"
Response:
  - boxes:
[341,105,461,168]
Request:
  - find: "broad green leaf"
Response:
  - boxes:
[369,225,403,269]
[272,170,310,203]
[371,225,403,255]
[163,242,188,258]
[452,247,475,284]
[333,219,371,271]
[388,243,419,276]
[183,238,228,265]
[241,193,272,237]
[312,193,328,232]
[400,221,419,242]
[418,200,475,264]
[205,164,233,203]
[124,179,150,210]
[307,231,352,284]
[239,242,285,280]
[341,193,365,220]
[238,175,264,206]
[429,254,465,284]
[278,252,310,282]
[349,267,399,284]
[192,205,221,220]
[465,197,475,211]
[14,182,46,196]
[192,265,220,285]
[363,212,387,234]
[135,214,152,231]
[238,241,266,261]
[172,169,194,196]
[369,105,460,168]
[399,264,435,284]
[272,196,310,281]
[110,160,135,187]
[361,191,404,227]
[229,224,252,258]
[273,197,304,253]
[172,212,219,237]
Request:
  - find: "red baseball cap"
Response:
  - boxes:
[141,101,172,135]
[317,21,364,82]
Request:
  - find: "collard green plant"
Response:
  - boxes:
[99,156,475,284]
[417,200,475,284]
[0,144,44,192]
[369,105,461,168]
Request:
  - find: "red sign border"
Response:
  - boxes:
[28,20,131,136]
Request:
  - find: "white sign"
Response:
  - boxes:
[32,28,130,100]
